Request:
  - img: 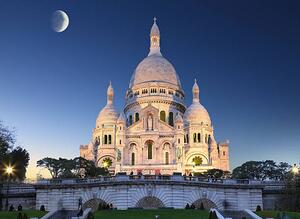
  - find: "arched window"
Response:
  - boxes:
[193,133,197,143]
[119,139,121,145]
[135,113,139,122]
[108,135,112,144]
[168,112,174,126]
[104,135,108,144]
[147,142,153,159]
[184,135,186,143]
[197,133,201,143]
[205,134,208,143]
[131,153,135,165]
[129,115,133,125]
[178,138,180,144]
[186,134,189,143]
[165,152,169,165]
[160,111,166,122]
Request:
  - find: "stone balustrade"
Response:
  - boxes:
[34,174,271,186]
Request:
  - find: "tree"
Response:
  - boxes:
[203,169,230,179]
[37,157,64,178]
[0,121,30,211]
[192,156,203,166]
[232,160,292,180]
[0,122,30,181]
[280,170,300,211]
[102,157,112,168]
[37,156,109,179]
[232,161,264,179]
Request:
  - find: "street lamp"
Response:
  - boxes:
[292,164,299,175]
[5,165,14,211]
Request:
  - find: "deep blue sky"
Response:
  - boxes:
[0,0,300,178]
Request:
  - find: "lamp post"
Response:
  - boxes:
[5,166,13,211]
[292,164,299,175]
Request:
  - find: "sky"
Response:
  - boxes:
[0,0,300,179]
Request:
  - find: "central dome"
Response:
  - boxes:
[129,54,181,88]
[129,19,181,89]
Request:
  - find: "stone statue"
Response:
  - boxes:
[176,147,182,159]
[147,114,153,130]
[117,149,121,161]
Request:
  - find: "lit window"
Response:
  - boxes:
[160,111,166,122]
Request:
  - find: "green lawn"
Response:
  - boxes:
[0,210,47,219]
[256,211,300,219]
[94,209,209,219]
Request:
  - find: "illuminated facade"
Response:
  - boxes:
[80,19,230,175]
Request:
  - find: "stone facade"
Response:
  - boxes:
[80,19,230,175]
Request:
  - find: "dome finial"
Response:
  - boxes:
[148,17,161,56]
[107,81,114,105]
[192,78,200,103]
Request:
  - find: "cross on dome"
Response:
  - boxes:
[192,78,200,103]
[149,17,161,56]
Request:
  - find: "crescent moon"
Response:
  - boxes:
[52,10,69,33]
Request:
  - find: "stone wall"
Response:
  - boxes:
[0,183,36,209]
[35,176,264,211]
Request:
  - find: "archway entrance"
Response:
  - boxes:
[192,198,217,210]
[82,198,108,212]
[136,196,164,209]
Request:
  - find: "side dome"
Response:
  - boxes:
[96,105,119,127]
[96,82,119,127]
[184,103,211,125]
[184,80,211,125]
[129,18,181,89]
[129,55,181,88]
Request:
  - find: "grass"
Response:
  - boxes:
[0,210,47,219]
[256,211,300,219]
[94,209,209,219]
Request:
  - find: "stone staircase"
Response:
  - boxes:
[220,210,249,219]
[219,210,262,219]
[45,210,79,219]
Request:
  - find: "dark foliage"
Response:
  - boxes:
[232,160,291,180]
[37,156,109,179]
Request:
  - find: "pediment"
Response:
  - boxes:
[157,120,174,132]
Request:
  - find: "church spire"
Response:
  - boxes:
[148,17,162,56]
[107,81,114,105]
[192,78,200,103]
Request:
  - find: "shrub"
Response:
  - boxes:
[87,212,94,219]
[256,205,262,211]
[40,205,46,211]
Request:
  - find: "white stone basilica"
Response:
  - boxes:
[80,19,230,175]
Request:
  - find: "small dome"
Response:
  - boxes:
[184,79,211,125]
[96,82,119,127]
[96,105,119,127]
[184,103,211,125]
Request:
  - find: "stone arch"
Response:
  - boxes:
[136,196,165,209]
[97,155,115,167]
[81,190,113,211]
[82,198,108,212]
[192,198,217,210]
[185,152,209,165]
[131,186,169,207]
[185,189,223,209]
